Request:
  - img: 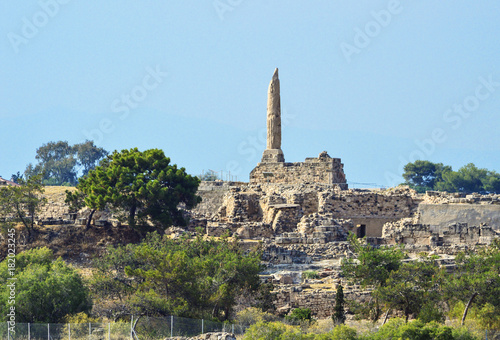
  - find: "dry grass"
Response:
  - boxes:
[307,318,335,334]
[43,185,76,195]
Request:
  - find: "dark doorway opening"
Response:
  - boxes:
[356,224,366,238]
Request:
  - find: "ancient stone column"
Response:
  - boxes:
[261,68,285,163]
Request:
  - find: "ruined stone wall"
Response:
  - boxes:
[39,192,72,221]
[319,189,417,218]
[192,181,239,218]
[274,287,371,319]
[206,221,274,239]
[212,184,419,238]
[262,242,354,264]
[418,203,500,230]
[319,188,419,237]
[381,218,500,249]
[249,155,347,189]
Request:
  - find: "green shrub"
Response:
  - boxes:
[476,303,500,330]
[418,302,445,323]
[285,308,313,325]
[365,318,478,340]
[448,300,500,331]
[63,312,99,324]
[241,319,478,340]
[314,324,358,340]
[242,321,305,340]
[236,307,278,328]
[303,271,320,280]
[0,247,92,323]
[451,326,480,340]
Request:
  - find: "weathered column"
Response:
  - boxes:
[261,68,285,162]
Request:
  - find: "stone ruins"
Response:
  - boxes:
[27,69,500,319]
[250,68,348,189]
[187,69,499,317]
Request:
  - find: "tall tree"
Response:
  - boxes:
[27,140,109,186]
[91,232,262,321]
[0,173,46,238]
[10,171,22,184]
[402,160,451,193]
[341,233,405,320]
[77,148,201,232]
[436,163,500,194]
[35,140,78,185]
[332,284,346,325]
[73,140,108,176]
[375,255,446,323]
[446,240,500,325]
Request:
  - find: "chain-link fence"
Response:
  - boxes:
[0,316,248,339]
[0,318,497,339]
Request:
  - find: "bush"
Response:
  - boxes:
[448,301,500,331]
[241,319,478,340]
[236,307,278,328]
[418,302,445,323]
[451,327,480,340]
[63,312,99,324]
[365,319,478,340]
[0,247,92,322]
[285,308,313,325]
[302,271,320,280]
[315,325,358,340]
[242,321,306,340]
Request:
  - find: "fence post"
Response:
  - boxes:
[232,323,234,334]
[7,321,9,340]
[202,319,204,334]
[89,322,91,338]
[68,323,71,340]
[28,322,30,340]
[108,322,111,340]
[131,315,133,340]
[48,323,50,340]
[171,315,173,338]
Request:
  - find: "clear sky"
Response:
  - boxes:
[1,1,500,187]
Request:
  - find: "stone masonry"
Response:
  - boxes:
[251,151,348,189]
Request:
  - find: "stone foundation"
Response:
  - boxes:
[273,287,372,319]
[261,149,285,163]
[381,218,500,248]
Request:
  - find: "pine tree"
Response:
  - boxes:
[333,284,346,324]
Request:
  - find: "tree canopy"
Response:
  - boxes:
[376,254,446,323]
[34,141,77,185]
[90,232,264,321]
[0,173,46,237]
[341,233,405,320]
[342,234,499,327]
[402,160,451,193]
[342,234,405,289]
[402,161,500,194]
[74,140,109,176]
[445,239,500,326]
[76,148,201,231]
[0,247,91,323]
[22,140,108,186]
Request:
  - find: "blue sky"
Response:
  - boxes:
[1,1,500,187]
